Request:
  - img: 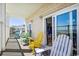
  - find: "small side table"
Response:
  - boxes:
[35,46,52,56]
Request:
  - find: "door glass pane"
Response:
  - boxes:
[72,10,77,55]
[56,12,70,36]
[46,17,52,46]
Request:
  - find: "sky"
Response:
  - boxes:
[9,17,25,26]
[57,12,69,26]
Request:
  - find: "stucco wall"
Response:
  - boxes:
[31,16,43,38]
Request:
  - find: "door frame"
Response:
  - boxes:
[43,4,79,55]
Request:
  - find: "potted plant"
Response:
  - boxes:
[20,32,30,46]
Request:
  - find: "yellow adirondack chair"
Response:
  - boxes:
[28,32,43,54]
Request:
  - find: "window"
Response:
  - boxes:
[56,12,70,36]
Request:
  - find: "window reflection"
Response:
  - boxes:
[72,10,77,55]
[57,12,70,36]
[56,10,77,55]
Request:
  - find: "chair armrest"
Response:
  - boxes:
[28,37,33,40]
[28,37,34,44]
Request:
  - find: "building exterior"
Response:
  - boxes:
[10,25,25,38]
[0,3,79,56]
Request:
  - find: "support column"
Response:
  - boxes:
[6,15,10,42]
[1,3,6,51]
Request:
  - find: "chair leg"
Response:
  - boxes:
[31,48,35,55]
[29,43,35,54]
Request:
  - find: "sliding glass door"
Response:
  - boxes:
[56,9,77,55]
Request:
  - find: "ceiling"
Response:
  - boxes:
[6,3,43,19]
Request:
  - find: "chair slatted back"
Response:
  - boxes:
[50,35,61,56]
[50,34,72,56]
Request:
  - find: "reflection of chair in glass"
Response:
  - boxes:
[35,34,72,56]
[28,32,43,54]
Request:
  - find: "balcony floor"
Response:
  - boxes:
[1,38,23,56]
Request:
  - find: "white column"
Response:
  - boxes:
[0,3,5,53]
[0,3,2,53]
[6,15,10,42]
[0,22,2,53]
[42,17,47,46]
[1,3,6,51]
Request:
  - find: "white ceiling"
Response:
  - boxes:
[6,3,43,19]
